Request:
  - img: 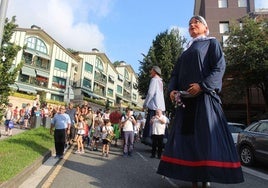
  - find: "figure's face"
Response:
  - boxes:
[188,18,208,38]
[150,68,156,77]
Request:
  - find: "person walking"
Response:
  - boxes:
[142,66,165,145]
[157,16,244,188]
[4,103,14,136]
[50,106,71,159]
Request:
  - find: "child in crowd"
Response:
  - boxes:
[101,119,114,157]
[75,115,86,154]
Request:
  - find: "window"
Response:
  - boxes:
[85,62,93,73]
[118,74,123,82]
[218,0,227,8]
[222,35,229,48]
[238,0,247,7]
[108,75,115,84]
[95,58,104,71]
[52,76,66,89]
[124,69,129,80]
[55,59,68,72]
[117,85,123,94]
[25,37,48,54]
[36,39,47,54]
[133,93,137,100]
[51,94,64,102]
[107,88,114,97]
[219,22,229,34]
[255,122,268,133]
[83,78,92,89]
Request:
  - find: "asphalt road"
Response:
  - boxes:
[37,141,268,188]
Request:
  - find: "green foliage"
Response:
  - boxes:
[0,16,23,119]
[0,127,54,183]
[224,16,268,110]
[12,92,36,100]
[138,28,186,113]
[113,60,123,66]
[38,90,47,106]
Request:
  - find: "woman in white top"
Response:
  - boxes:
[75,115,86,154]
[150,109,166,159]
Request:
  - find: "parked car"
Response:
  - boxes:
[227,122,246,144]
[236,119,268,166]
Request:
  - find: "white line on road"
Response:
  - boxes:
[136,152,148,161]
[136,152,178,187]
[242,166,268,181]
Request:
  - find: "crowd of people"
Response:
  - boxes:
[49,102,151,159]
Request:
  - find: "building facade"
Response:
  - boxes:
[194,0,267,122]
[194,0,255,45]
[9,25,142,108]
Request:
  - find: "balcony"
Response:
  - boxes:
[94,72,107,86]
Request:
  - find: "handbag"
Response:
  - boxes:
[8,121,14,129]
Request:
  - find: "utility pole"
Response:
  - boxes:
[0,0,9,49]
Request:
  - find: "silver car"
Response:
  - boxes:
[237,119,268,166]
[228,122,246,144]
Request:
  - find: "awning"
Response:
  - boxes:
[36,69,49,78]
[82,90,99,99]
[17,83,37,94]
[21,66,36,77]
[25,49,51,60]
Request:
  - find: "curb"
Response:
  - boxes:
[36,144,75,188]
[0,149,54,188]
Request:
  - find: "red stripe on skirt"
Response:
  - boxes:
[161,155,241,168]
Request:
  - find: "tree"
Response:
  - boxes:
[224,16,268,117]
[0,16,23,120]
[137,29,186,114]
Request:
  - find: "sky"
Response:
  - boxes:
[5,0,268,73]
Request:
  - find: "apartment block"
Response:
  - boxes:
[194,0,268,122]
[194,0,255,45]
[9,25,142,108]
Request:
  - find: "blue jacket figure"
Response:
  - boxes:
[157,16,244,188]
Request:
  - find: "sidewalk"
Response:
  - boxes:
[0,124,26,140]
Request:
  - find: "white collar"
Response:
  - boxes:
[184,36,215,51]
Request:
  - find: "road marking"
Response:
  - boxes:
[41,147,73,188]
[136,151,178,187]
[242,166,268,181]
[136,152,148,161]
[163,176,179,187]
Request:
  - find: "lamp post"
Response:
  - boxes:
[0,0,9,49]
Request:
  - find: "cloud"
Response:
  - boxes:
[6,0,110,52]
